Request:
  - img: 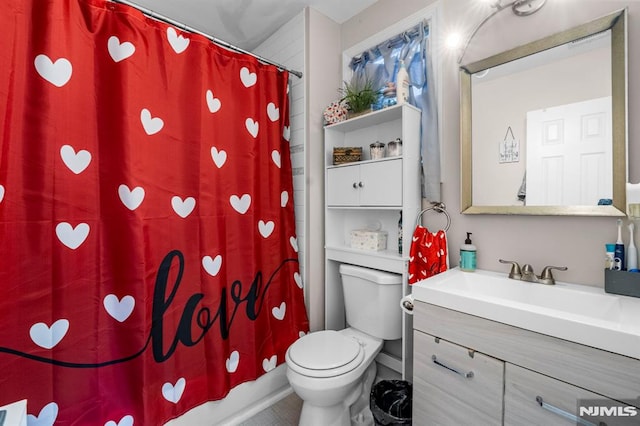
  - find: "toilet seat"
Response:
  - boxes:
[287,330,364,378]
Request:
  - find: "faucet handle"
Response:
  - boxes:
[521,264,535,275]
[499,259,522,279]
[539,265,568,285]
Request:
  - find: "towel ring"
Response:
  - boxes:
[415,202,451,231]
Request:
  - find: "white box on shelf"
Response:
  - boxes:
[350,229,388,251]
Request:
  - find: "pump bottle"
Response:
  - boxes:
[460,232,477,272]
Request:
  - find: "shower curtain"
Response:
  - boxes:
[0,0,309,424]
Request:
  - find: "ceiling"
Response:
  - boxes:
[123,0,379,51]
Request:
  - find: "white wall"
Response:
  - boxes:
[442,0,640,286]
[338,0,640,286]
[305,8,342,331]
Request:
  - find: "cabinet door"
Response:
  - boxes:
[326,165,360,206]
[359,159,402,206]
[504,363,636,426]
[413,331,504,425]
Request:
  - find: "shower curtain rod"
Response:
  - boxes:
[109,0,303,78]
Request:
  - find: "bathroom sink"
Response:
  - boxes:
[411,268,640,359]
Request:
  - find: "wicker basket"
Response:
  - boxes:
[333,147,362,165]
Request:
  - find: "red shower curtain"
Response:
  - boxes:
[0,0,309,424]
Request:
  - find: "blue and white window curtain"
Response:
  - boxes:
[349,22,440,201]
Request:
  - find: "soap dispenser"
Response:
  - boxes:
[460,232,477,272]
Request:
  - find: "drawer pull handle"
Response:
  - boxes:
[352,182,358,188]
[535,396,604,426]
[431,355,474,379]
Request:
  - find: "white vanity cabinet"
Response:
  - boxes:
[413,301,640,425]
[324,104,421,379]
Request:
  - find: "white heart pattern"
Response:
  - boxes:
[289,236,298,252]
[166,27,190,54]
[0,185,4,203]
[162,378,186,404]
[210,147,227,168]
[107,36,135,62]
[294,272,303,289]
[262,355,277,372]
[267,103,279,122]
[283,126,291,141]
[240,67,257,87]
[27,402,59,426]
[171,196,196,218]
[206,90,221,113]
[226,350,240,373]
[30,319,69,349]
[271,150,281,168]
[60,145,91,174]
[230,194,251,214]
[258,220,275,238]
[202,255,222,277]
[56,222,90,249]
[118,184,145,211]
[245,118,259,138]
[140,108,164,135]
[104,415,134,426]
[280,191,288,208]
[103,294,135,323]
[34,54,72,87]
[272,302,286,320]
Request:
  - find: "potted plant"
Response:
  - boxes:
[339,78,380,117]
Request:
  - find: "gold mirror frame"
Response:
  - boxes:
[460,9,627,216]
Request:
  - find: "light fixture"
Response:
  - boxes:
[457,0,547,64]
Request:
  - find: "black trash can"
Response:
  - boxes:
[370,380,412,425]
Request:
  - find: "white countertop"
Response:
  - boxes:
[411,267,640,360]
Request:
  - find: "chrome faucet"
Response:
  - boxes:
[499,259,567,285]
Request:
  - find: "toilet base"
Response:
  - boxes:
[296,362,377,426]
[299,401,352,426]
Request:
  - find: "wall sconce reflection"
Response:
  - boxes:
[455,0,547,64]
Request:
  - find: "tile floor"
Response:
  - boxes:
[238,392,302,426]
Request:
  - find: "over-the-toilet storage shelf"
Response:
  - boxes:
[323,103,421,380]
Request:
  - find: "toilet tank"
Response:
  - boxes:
[339,264,403,340]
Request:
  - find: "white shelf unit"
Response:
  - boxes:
[323,104,421,379]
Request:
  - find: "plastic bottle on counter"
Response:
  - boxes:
[460,232,477,272]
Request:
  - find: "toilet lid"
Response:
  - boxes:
[287,330,363,378]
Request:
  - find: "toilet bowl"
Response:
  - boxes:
[285,264,403,426]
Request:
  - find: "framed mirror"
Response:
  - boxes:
[460,9,627,216]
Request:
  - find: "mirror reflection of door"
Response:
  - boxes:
[526,96,612,206]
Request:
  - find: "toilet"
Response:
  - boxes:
[285,264,403,426]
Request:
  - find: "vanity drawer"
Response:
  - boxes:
[504,363,637,426]
[413,330,504,425]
